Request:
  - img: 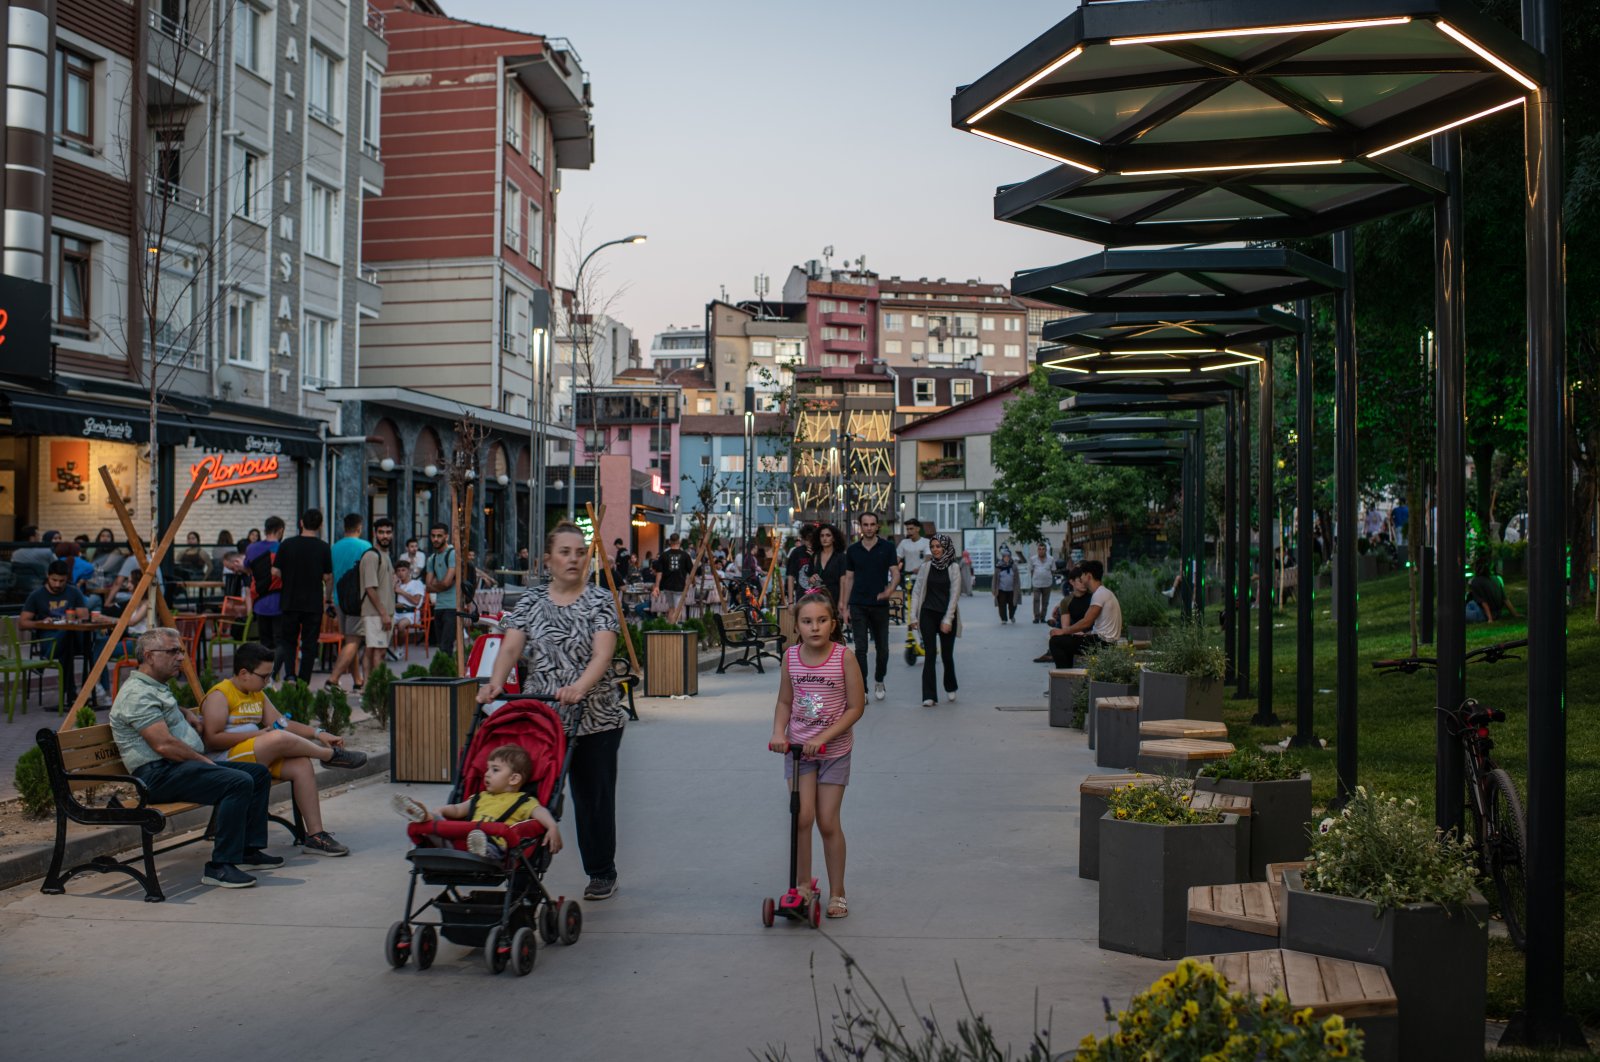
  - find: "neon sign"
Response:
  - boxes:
[190,453,281,494]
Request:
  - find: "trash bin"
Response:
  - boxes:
[390,675,480,783]
[645,629,698,697]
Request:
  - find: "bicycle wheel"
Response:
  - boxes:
[1485,768,1529,951]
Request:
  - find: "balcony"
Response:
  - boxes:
[919,457,965,482]
[356,264,383,310]
[821,336,867,355]
[821,310,868,328]
[365,2,387,38]
[144,175,209,246]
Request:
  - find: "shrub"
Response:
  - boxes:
[313,685,352,736]
[428,650,458,677]
[1119,579,1171,629]
[363,664,395,727]
[1148,616,1226,681]
[264,680,316,724]
[400,663,430,681]
[1303,787,1479,913]
[15,746,51,818]
[1198,746,1305,782]
[1084,641,1139,686]
[74,704,98,730]
[1104,774,1223,826]
[167,665,219,709]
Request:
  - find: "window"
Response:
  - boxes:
[504,181,522,253]
[234,1,265,73]
[304,181,340,260]
[227,296,265,366]
[700,452,711,467]
[650,427,670,452]
[980,316,995,332]
[697,398,711,413]
[302,314,339,388]
[505,88,525,151]
[1003,317,1022,332]
[910,314,925,329]
[1003,344,1021,358]
[819,299,836,313]
[231,146,263,221]
[501,287,528,351]
[308,44,339,125]
[361,64,382,158]
[583,429,605,451]
[911,340,925,356]
[952,379,973,403]
[883,313,903,332]
[527,200,543,267]
[918,492,975,533]
[752,340,774,359]
[913,379,936,406]
[55,48,94,146]
[529,105,546,172]
[149,249,201,367]
[616,427,631,441]
[776,339,804,364]
[757,490,790,509]
[981,343,995,359]
[884,340,902,355]
[55,234,91,332]
[719,455,745,473]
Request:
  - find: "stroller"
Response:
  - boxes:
[385,697,582,976]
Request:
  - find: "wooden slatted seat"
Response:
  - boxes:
[1187,882,1280,954]
[1266,860,1312,924]
[1140,717,1228,740]
[1188,789,1251,815]
[1097,695,1140,712]
[1137,737,1236,777]
[1190,948,1399,1060]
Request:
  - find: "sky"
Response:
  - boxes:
[447,0,1096,344]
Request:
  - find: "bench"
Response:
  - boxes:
[1094,695,1142,768]
[1139,717,1228,740]
[711,609,780,674]
[1266,860,1311,921]
[1136,737,1236,776]
[1078,773,1165,880]
[36,725,305,903]
[1189,948,1398,1061]
[1187,882,1280,953]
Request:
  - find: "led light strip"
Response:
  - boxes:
[969,128,1100,173]
[1366,96,1524,157]
[1435,21,1538,92]
[965,46,1085,125]
[1109,17,1411,47]
[1201,357,1267,371]
[1120,158,1343,177]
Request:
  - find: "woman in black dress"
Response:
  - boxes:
[909,534,965,706]
[802,523,848,607]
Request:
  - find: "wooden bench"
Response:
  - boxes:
[1078,773,1166,880]
[1139,717,1228,740]
[36,725,305,903]
[1190,948,1399,1061]
[1136,737,1236,776]
[1187,882,1280,953]
[1266,860,1311,924]
[1094,695,1142,769]
[711,610,781,674]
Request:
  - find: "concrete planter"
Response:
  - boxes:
[1282,870,1488,1062]
[1138,668,1223,722]
[1098,813,1242,959]
[1126,624,1156,643]
[1194,773,1312,881]
[1094,697,1141,768]
[1048,669,1087,729]
[1085,679,1134,750]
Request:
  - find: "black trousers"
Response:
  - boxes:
[275,610,322,683]
[253,612,278,652]
[568,725,624,880]
[1049,633,1104,669]
[136,758,270,866]
[431,608,459,651]
[919,608,957,701]
[850,602,890,683]
[995,590,1018,622]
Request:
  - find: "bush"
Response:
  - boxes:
[1148,616,1226,681]
[264,680,316,724]
[1304,787,1480,913]
[363,664,395,727]
[1199,746,1306,782]
[1104,774,1223,826]
[167,665,219,709]
[14,746,51,818]
[1119,579,1171,629]
[313,685,352,736]
[74,704,98,730]
[1084,641,1139,686]
[400,663,430,681]
[428,650,458,677]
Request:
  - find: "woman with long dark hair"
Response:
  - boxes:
[803,523,848,607]
[909,534,965,706]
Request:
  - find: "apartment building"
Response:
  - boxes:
[782,261,877,370]
[878,277,1028,377]
[790,364,895,527]
[645,325,706,374]
[704,299,806,414]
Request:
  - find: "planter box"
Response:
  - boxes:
[1195,773,1312,881]
[1077,773,1163,881]
[1094,696,1142,768]
[1125,624,1156,643]
[390,676,481,784]
[1282,870,1488,1062]
[644,629,699,696]
[1085,679,1135,750]
[1138,668,1223,722]
[1048,668,1087,729]
[1098,813,1241,959]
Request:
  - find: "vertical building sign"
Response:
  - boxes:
[272,0,307,388]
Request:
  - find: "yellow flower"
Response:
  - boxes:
[1115,808,1129,819]
[1292,1006,1314,1026]
[1322,1015,1346,1032]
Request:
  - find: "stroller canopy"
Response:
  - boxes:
[455,699,567,806]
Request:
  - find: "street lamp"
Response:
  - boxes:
[567,234,648,521]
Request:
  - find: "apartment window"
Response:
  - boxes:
[650,427,670,452]
[308,44,340,125]
[227,296,265,367]
[911,340,925,356]
[910,314,924,329]
[697,398,711,413]
[527,201,543,267]
[952,379,973,403]
[505,88,525,151]
[884,340,902,355]
[1003,344,1021,358]
[55,48,95,146]
[883,313,903,332]
[504,181,522,253]
[149,249,201,366]
[750,340,773,359]
[819,299,836,313]
[1003,317,1022,332]
[583,429,605,451]
[529,105,546,171]
[302,314,339,387]
[913,379,936,406]
[501,287,530,353]
[700,453,712,468]
[361,64,382,157]
[234,1,265,73]
[918,492,975,533]
[304,181,340,260]
[230,146,263,221]
[776,339,804,364]
[981,343,996,359]
[719,455,745,474]
[980,316,995,332]
[55,234,92,332]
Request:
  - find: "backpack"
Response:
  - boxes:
[428,547,476,608]
[336,547,377,615]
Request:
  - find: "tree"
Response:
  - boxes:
[560,216,633,517]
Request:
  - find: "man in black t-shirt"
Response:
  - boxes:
[784,526,816,604]
[652,532,695,623]
[841,512,901,701]
[273,509,334,682]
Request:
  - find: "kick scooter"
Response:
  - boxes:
[761,742,823,928]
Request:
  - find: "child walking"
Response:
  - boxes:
[769,591,865,918]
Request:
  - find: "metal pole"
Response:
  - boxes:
[530,328,545,579]
[1292,298,1318,748]
[1224,392,1237,681]
[1432,131,1467,838]
[1255,350,1279,725]
[1180,435,1194,613]
[1195,406,1206,616]
[1332,228,1358,802]
[566,236,645,526]
[1236,365,1252,699]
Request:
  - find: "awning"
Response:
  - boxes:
[1,391,187,445]
[182,415,322,460]
[636,509,672,526]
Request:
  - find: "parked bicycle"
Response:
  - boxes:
[1370,637,1526,676]
[1440,697,1528,950]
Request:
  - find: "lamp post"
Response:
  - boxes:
[567,234,647,523]
[743,410,754,559]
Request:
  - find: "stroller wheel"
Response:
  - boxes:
[558,898,583,945]
[484,927,510,975]
[510,926,537,976]
[540,902,561,945]
[384,922,412,969]
[415,925,438,971]
[761,896,775,927]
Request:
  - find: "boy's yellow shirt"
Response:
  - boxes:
[471,790,536,825]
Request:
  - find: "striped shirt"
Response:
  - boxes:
[784,642,852,759]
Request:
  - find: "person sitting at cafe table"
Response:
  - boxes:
[90,579,151,707]
[20,559,95,706]
[55,541,102,612]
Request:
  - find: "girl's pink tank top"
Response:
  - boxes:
[785,642,851,758]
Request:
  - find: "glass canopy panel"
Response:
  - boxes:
[1266,177,1390,211]
[1008,83,1197,143]
[1155,188,1282,222]
[1054,189,1175,221]
[1207,271,1299,293]
[1122,274,1221,295]
[1135,81,1324,144]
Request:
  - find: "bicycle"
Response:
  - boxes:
[1370,637,1526,676]
[1440,697,1528,950]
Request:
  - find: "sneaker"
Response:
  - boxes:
[584,876,618,901]
[391,794,429,822]
[1033,653,1053,663]
[921,699,934,707]
[947,691,958,703]
[201,863,257,888]
[239,849,284,869]
[465,829,492,858]
[302,831,350,857]
[873,683,886,702]
[91,687,111,708]
[324,746,368,770]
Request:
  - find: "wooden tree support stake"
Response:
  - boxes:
[583,503,639,670]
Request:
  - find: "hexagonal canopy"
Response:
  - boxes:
[1060,390,1230,413]
[1054,415,1199,434]
[1062,436,1186,453]
[952,0,1540,175]
[1054,375,1245,395]
[1084,452,1186,466]
[1038,307,1296,373]
[1015,248,1344,314]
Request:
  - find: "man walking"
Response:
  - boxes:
[360,518,397,676]
[1029,542,1055,624]
[328,513,370,692]
[652,533,694,623]
[841,512,901,702]
[245,516,284,657]
[424,522,460,651]
[896,518,929,595]
[273,509,334,683]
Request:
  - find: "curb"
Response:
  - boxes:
[0,751,392,895]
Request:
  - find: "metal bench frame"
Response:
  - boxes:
[711,610,780,674]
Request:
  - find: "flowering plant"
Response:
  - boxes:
[1198,746,1306,783]
[1074,959,1364,1061]
[1303,787,1479,913]
[1103,775,1223,826]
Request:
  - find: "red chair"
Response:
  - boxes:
[316,611,344,672]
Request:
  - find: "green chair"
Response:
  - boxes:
[209,611,256,674]
[2,615,66,723]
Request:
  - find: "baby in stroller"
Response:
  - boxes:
[393,744,562,859]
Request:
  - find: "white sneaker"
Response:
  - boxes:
[921,699,934,707]
[947,691,958,703]
[391,794,429,823]
[91,687,111,709]
[465,829,492,858]
[873,683,886,701]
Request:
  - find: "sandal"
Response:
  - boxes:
[826,896,849,919]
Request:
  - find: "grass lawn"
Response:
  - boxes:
[1221,571,1598,1027]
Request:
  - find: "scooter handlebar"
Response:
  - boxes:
[769,741,824,755]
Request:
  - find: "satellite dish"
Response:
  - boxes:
[215,364,249,401]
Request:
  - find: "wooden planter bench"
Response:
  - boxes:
[1136,737,1236,776]
[1139,717,1228,740]
[711,610,780,675]
[36,725,305,903]
[1187,882,1281,953]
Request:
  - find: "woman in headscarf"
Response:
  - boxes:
[909,534,965,707]
[992,546,1019,623]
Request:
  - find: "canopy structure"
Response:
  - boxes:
[1039,308,1295,374]
[1083,453,1186,466]
[1052,415,1199,434]
[1015,248,1344,314]
[1061,436,1185,453]
[1052,375,1246,395]
[1058,390,1229,413]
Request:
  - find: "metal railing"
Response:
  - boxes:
[359,264,381,285]
[149,10,210,57]
[365,2,386,38]
[146,174,205,211]
[361,140,382,162]
[919,457,965,480]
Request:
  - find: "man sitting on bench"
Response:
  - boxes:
[110,627,280,889]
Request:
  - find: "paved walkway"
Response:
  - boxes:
[0,604,1167,1059]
